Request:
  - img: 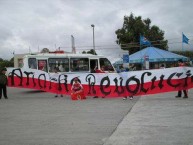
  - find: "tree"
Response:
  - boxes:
[10,57,14,62]
[0,57,14,68]
[172,51,193,60]
[0,60,14,68]
[82,49,97,55]
[41,48,49,53]
[82,51,87,54]
[115,13,168,54]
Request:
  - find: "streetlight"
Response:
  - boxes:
[91,24,96,54]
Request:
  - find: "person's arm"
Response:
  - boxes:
[79,83,83,90]
[71,83,75,91]
[6,75,8,85]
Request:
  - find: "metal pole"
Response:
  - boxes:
[91,24,95,54]
[71,35,76,54]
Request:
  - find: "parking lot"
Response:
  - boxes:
[0,87,138,145]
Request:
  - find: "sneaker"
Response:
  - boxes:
[129,96,133,100]
[123,97,127,100]
[175,96,181,98]
[93,96,98,98]
[60,95,63,97]
[55,95,58,98]
[183,96,188,99]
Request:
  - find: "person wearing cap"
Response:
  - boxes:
[0,68,8,99]
[175,59,188,98]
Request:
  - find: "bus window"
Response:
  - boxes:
[38,60,48,72]
[28,58,37,69]
[90,59,98,73]
[99,58,114,72]
[70,58,89,72]
[48,58,69,72]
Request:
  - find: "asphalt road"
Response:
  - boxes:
[0,87,139,145]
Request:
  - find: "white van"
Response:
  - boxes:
[22,53,115,73]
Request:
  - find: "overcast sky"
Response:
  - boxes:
[0,0,193,60]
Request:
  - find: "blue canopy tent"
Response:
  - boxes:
[114,47,189,65]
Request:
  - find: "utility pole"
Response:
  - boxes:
[71,35,76,54]
[91,24,96,55]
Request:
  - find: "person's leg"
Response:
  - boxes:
[176,90,182,97]
[183,90,188,98]
[0,85,2,99]
[2,85,8,99]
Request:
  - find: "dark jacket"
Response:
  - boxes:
[0,72,7,85]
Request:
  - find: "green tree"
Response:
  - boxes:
[0,57,14,68]
[172,51,193,60]
[10,57,14,62]
[82,49,97,55]
[115,13,168,54]
[41,48,49,53]
[82,51,86,54]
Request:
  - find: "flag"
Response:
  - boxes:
[140,35,151,46]
[182,33,189,44]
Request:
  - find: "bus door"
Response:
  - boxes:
[37,60,48,72]
[90,59,98,73]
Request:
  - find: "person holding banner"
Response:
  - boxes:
[123,64,135,100]
[93,66,106,98]
[71,77,86,100]
[175,59,188,98]
[0,68,8,99]
[53,67,64,98]
[159,64,165,69]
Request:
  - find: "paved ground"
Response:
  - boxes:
[104,90,193,145]
[0,87,138,145]
[1,87,193,145]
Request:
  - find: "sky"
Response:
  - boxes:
[0,0,193,61]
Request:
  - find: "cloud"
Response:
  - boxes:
[0,0,193,60]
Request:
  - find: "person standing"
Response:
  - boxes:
[93,66,105,98]
[123,64,135,100]
[0,68,8,99]
[53,67,63,98]
[175,59,188,98]
[159,64,165,69]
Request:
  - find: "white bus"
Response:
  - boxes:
[22,52,115,73]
